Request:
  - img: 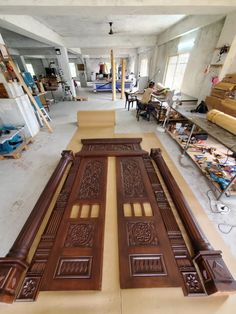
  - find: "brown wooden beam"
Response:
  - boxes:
[0,150,74,303]
[111,49,116,101]
[150,148,236,295]
[121,58,125,99]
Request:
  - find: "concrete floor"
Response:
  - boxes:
[0,86,235,260]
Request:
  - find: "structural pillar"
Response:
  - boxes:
[76,57,87,87]
[55,46,76,97]
[14,55,28,73]
[121,58,126,99]
[111,49,116,101]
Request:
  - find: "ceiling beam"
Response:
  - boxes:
[0,15,65,47]
[0,1,235,15]
[64,35,157,49]
[157,14,225,45]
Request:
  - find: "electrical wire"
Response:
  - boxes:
[218,223,236,234]
[206,190,230,214]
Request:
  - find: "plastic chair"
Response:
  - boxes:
[125,92,137,111]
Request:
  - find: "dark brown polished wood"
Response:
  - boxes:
[116,155,182,289]
[2,138,235,303]
[40,156,108,291]
[16,156,81,301]
[143,155,205,296]
[0,150,74,303]
[150,148,236,295]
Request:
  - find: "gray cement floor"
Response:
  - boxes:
[0,87,235,259]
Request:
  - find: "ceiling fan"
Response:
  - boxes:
[108,22,114,35]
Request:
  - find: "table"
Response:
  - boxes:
[172,105,236,154]
[164,103,236,199]
[151,92,198,123]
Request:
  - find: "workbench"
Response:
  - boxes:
[163,103,236,199]
[151,92,198,123]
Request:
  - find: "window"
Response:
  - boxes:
[164,53,190,92]
[140,58,148,77]
[26,63,35,76]
[69,63,77,77]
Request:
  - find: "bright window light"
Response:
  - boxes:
[69,63,77,77]
[26,63,35,76]
[164,53,190,92]
[140,58,148,77]
[178,39,195,53]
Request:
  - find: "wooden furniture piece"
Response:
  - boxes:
[151,148,236,295]
[39,156,108,292]
[1,138,235,303]
[0,151,74,303]
[78,139,204,295]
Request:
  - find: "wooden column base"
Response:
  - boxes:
[195,250,236,295]
[0,258,28,303]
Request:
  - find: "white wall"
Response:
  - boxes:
[137,48,154,78]
[85,57,129,81]
[152,18,225,99]
[153,37,179,84]
[85,58,110,81]
[24,58,46,76]
[181,19,225,98]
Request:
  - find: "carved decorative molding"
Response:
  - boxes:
[116,155,182,289]
[150,148,236,295]
[16,156,80,302]
[130,254,167,276]
[127,222,158,246]
[79,138,148,157]
[55,257,92,279]
[39,157,108,292]
[78,160,104,200]
[64,223,95,248]
[0,151,74,303]
[3,138,234,303]
[121,159,147,198]
[143,155,205,296]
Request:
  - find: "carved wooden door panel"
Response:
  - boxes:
[116,156,182,288]
[40,156,108,291]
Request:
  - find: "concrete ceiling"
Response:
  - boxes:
[34,15,185,37]
[0,27,50,49]
[0,1,236,59]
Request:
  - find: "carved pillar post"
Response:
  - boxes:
[150,148,236,295]
[0,150,74,303]
[121,58,125,99]
[111,49,116,101]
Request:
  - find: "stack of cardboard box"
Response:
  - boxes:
[205,73,236,117]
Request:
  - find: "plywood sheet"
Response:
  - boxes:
[77,110,115,127]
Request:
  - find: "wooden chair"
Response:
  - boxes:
[125,92,137,111]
